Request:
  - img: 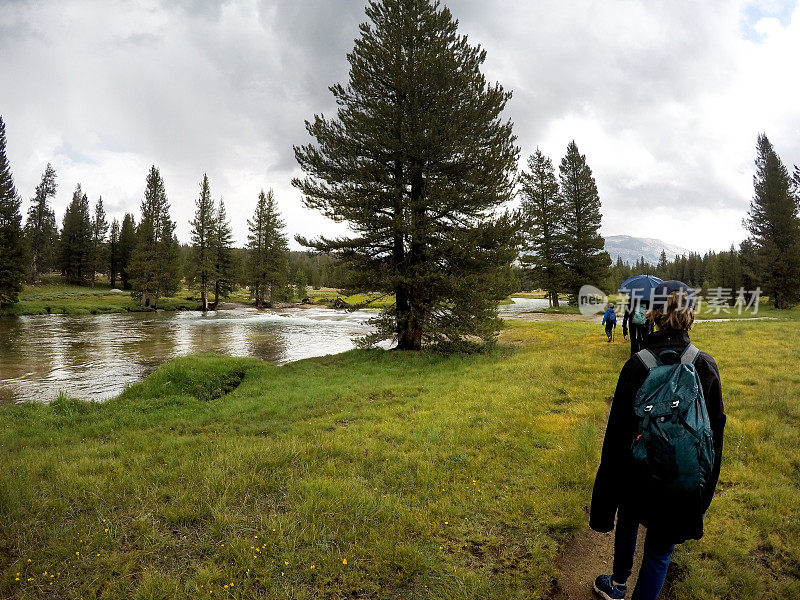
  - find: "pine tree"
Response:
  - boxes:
[743,134,800,308]
[189,174,216,310]
[247,189,288,308]
[59,185,93,285]
[25,163,58,283]
[293,266,307,302]
[108,218,120,288]
[130,166,181,308]
[656,250,668,279]
[90,196,108,286]
[518,148,566,307]
[118,213,136,290]
[559,140,611,297]
[0,116,25,309]
[293,0,519,351]
[211,197,235,306]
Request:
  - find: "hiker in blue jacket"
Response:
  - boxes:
[589,281,726,600]
[602,304,617,342]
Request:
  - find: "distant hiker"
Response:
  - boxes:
[602,304,617,342]
[622,301,652,355]
[589,281,726,600]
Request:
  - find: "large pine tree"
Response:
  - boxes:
[293,0,519,351]
[559,140,610,297]
[90,196,108,286]
[743,134,800,308]
[211,197,235,306]
[130,166,181,308]
[519,148,567,307]
[118,213,137,290]
[25,163,59,283]
[190,174,216,310]
[0,116,25,308]
[247,189,288,308]
[59,185,93,285]
[108,218,120,288]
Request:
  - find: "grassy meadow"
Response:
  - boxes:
[0,318,798,598]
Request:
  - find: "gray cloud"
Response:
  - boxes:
[1,0,798,251]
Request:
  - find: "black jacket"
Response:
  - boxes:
[621,309,654,338]
[589,329,726,544]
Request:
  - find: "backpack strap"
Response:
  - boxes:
[680,344,700,365]
[635,348,658,370]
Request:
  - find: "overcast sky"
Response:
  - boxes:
[1,0,799,252]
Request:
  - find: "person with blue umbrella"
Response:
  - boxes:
[619,275,661,355]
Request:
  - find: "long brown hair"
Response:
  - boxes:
[647,291,695,331]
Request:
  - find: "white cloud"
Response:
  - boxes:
[1,0,798,252]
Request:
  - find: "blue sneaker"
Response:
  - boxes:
[594,574,627,600]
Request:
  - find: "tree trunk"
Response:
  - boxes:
[396,168,425,351]
[30,253,39,284]
[552,290,560,307]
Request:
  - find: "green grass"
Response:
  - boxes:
[0,320,798,598]
[0,322,617,599]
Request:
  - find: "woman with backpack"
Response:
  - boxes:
[589,281,726,600]
[622,300,653,355]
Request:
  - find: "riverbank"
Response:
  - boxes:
[0,283,399,317]
[1,320,798,598]
[0,282,201,316]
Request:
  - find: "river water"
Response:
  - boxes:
[0,297,548,403]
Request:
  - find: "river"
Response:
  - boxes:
[0,297,549,403]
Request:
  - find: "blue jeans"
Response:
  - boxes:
[612,508,675,600]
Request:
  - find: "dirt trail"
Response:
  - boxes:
[551,523,645,599]
[503,312,602,323]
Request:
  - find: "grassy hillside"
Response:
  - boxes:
[1,320,798,599]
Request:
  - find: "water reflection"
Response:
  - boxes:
[0,306,377,403]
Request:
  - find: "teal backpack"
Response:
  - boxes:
[632,345,715,511]
[632,304,647,325]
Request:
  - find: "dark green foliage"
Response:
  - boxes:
[108,218,120,288]
[90,196,108,286]
[287,251,350,289]
[24,163,58,283]
[118,213,137,290]
[130,166,181,308]
[189,174,216,310]
[211,198,235,304]
[247,189,288,307]
[0,116,25,308]
[743,134,800,308]
[559,140,611,297]
[59,185,93,285]
[519,148,567,307]
[293,0,519,351]
[292,266,308,301]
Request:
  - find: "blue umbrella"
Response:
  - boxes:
[619,275,663,305]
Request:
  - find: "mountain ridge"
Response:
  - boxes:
[604,235,693,266]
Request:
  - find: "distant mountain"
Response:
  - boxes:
[604,235,692,266]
